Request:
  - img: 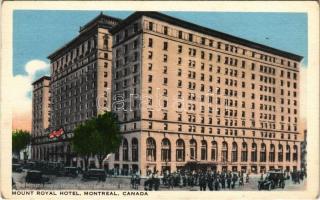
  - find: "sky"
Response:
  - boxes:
[12,10,308,131]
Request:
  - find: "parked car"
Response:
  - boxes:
[23,161,36,170]
[82,169,106,181]
[258,171,286,190]
[25,170,49,185]
[12,164,23,173]
[57,167,79,177]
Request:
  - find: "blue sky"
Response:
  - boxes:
[13,10,307,77]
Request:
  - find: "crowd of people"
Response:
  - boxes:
[136,168,306,191]
[140,170,250,191]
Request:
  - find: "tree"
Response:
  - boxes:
[72,112,121,170]
[12,130,31,160]
[92,112,122,168]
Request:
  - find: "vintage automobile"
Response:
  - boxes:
[58,167,79,177]
[23,161,36,170]
[82,169,106,181]
[258,171,286,190]
[12,164,23,173]
[25,170,50,185]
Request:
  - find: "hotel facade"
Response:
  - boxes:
[31,12,303,175]
[31,13,120,167]
[110,12,302,175]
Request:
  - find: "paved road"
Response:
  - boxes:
[13,172,306,191]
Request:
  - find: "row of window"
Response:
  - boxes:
[144,20,298,68]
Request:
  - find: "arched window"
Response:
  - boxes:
[221,141,228,162]
[231,142,238,162]
[269,144,275,162]
[176,139,185,162]
[122,139,129,161]
[190,139,197,160]
[161,138,171,162]
[114,147,120,161]
[241,142,248,162]
[293,145,298,161]
[201,140,207,160]
[286,144,291,161]
[251,143,257,162]
[211,141,218,161]
[132,138,138,162]
[260,143,266,162]
[146,137,156,161]
[278,144,283,162]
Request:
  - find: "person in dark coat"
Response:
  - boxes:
[221,174,226,189]
[214,177,220,191]
[227,173,232,189]
[199,173,206,191]
[208,174,214,191]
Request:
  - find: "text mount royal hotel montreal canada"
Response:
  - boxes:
[31,11,303,176]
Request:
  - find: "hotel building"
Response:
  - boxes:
[31,76,51,160]
[110,12,303,175]
[31,13,120,166]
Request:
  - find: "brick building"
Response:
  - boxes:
[109,12,303,175]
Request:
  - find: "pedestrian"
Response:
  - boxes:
[208,174,214,191]
[214,177,220,191]
[227,174,232,189]
[221,174,226,189]
[239,175,244,186]
[246,173,249,183]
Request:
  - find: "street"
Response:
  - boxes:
[13,172,306,191]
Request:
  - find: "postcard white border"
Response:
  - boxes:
[1,1,319,199]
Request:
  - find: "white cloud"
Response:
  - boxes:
[25,59,49,76]
[12,59,49,131]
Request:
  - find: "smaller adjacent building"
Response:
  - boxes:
[31,76,51,160]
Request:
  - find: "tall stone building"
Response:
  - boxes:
[31,13,121,166]
[110,12,303,175]
[31,76,51,160]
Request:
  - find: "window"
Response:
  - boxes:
[132,138,138,161]
[178,45,182,53]
[163,26,168,35]
[178,31,183,39]
[269,144,275,162]
[190,139,197,160]
[211,141,218,161]
[286,145,291,161]
[163,54,168,62]
[148,38,153,47]
[148,75,152,82]
[200,140,207,160]
[241,142,248,162]
[176,139,185,162]
[188,33,193,42]
[201,37,205,45]
[231,142,238,162]
[163,42,168,50]
[251,143,257,162]
[146,138,156,161]
[122,139,129,161]
[221,142,228,162]
[161,138,171,161]
[260,143,266,162]
[148,22,153,30]
[148,51,153,59]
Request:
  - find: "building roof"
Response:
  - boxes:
[47,13,121,60]
[32,76,51,85]
[110,11,303,62]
